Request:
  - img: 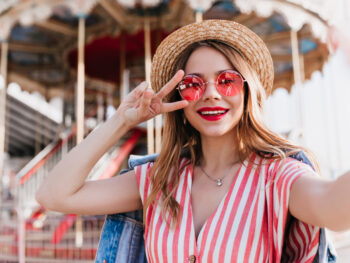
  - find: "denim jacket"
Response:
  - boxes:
[95,152,337,263]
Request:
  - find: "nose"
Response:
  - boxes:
[202,81,221,101]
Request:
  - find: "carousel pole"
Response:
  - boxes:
[154,29,162,152]
[144,17,155,154]
[120,31,127,100]
[195,9,203,22]
[290,30,304,131]
[155,113,162,153]
[17,206,25,263]
[76,15,86,145]
[291,30,302,84]
[0,39,8,179]
[0,39,9,255]
[75,13,87,248]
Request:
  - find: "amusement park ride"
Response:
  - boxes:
[0,0,332,261]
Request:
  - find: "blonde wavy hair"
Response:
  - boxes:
[144,40,319,227]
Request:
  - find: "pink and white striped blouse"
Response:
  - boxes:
[135,153,320,263]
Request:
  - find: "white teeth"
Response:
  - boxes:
[200,110,226,115]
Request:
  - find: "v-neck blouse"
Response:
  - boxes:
[135,154,320,263]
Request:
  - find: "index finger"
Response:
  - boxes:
[155,70,184,99]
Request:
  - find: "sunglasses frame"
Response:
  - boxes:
[176,69,247,101]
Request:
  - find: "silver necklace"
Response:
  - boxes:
[199,161,239,187]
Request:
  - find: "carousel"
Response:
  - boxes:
[0,0,333,262]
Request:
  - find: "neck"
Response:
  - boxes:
[199,130,239,172]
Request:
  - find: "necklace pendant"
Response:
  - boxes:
[216,179,223,186]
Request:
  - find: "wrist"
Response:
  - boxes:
[81,108,130,158]
[109,107,133,135]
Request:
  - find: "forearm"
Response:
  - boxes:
[324,171,350,231]
[36,109,130,208]
[290,171,350,231]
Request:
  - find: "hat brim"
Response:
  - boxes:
[151,19,274,96]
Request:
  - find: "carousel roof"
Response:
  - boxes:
[0,0,328,97]
[0,0,333,157]
[0,0,331,99]
[5,91,61,156]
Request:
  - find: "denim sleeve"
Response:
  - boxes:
[96,154,159,262]
[119,153,159,175]
[289,151,314,170]
[95,213,147,263]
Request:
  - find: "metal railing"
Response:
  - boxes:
[16,131,76,212]
[6,120,144,262]
[0,213,105,262]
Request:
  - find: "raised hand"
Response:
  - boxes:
[118,70,189,128]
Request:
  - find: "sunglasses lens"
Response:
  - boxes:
[217,71,244,96]
[178,75,204,101]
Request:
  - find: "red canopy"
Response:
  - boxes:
[68,29,169,84]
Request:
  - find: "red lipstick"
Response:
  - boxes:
[197,107,229,121]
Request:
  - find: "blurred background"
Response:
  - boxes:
[0,0,349,262]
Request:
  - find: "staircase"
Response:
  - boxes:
[0,121,145,262]
[16,130,76,213]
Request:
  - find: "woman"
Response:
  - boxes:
[36,20,345,262]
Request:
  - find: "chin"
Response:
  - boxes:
[198,126,236,138]
[186,114,241,139]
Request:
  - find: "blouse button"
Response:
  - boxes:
[188,255,196,263]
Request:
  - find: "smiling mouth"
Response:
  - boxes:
[197,110,229,116]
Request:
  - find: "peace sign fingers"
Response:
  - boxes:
[160,100,189,113]
[118,70,188,129]
[155,70,185,100]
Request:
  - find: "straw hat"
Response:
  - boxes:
[151,19,274,96]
